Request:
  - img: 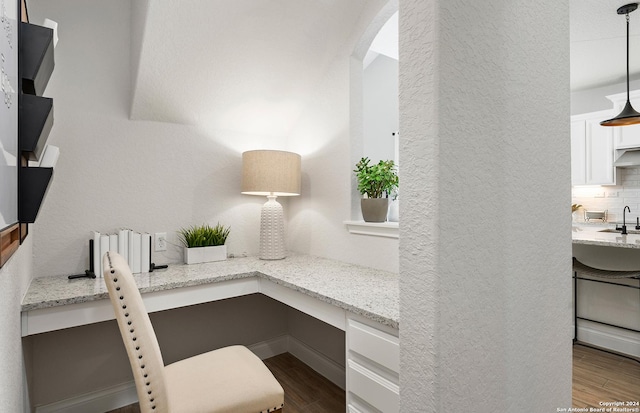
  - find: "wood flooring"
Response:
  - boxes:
[572,344,640,408]
[108,347,639,413]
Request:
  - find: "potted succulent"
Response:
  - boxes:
[354,157,399,222]
[178,223,230,264]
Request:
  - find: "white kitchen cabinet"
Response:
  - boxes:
[346,315,399,413]
[571,110,616,186]
[571,119,586,185]
[606,90,640,148]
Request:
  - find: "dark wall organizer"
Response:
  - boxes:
[18,20,55,236]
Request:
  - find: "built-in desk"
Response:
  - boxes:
[21,253,400,413]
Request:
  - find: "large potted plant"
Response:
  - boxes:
[178,223,230,264]
[354,157,399,222]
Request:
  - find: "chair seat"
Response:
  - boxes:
[164,345,284,413]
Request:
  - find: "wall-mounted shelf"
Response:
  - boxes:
[18,167,53,223]
[19,94,53,161]
[19,22,54,96]
[18,19,56,229]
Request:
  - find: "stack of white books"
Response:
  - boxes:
[91,229,151,277]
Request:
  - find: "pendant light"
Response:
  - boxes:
[601,3,640,126]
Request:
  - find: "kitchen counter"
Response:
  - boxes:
[22,253,399,329]
[571,222,640,359]
[572,223,640,249]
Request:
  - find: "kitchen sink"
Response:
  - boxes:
[598,228,640,235]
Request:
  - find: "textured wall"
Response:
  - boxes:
[28,0,266,278]
[28,0,399,277]
[399,0,572,411]
[0,234,33,412]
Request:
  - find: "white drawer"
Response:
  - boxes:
[347,359,399,413]
[348,318,399,373]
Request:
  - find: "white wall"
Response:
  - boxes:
[272,1,400,272]
[399,0,572,411]
[363,54,399,164]
[28,0,398,278]
[27,0,282,278]
[571,78,640,115]
[0,235,33,412]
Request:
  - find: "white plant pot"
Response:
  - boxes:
[184,245,227,264]
[388,198,399,222]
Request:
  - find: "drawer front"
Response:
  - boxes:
[348,319,399,373]
[348,360,399,413]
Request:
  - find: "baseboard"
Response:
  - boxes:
[34,335,342,412]
[248,334,289,359]
[576,321,640,358]
[287,335,346,390]
[34,381,137,413]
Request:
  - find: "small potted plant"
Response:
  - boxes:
[572,204,582,222]
[354,157,399,222]
[178,223,230,264]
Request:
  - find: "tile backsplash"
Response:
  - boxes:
[572,167,640,223]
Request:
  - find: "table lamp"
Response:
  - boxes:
[242,150,301,260]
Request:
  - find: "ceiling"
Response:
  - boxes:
[125,0,637,131]
[571,0,640,91]
[129,0,380,138]
[364,11,398,68]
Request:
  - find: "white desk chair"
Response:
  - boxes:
[103,251,284,413]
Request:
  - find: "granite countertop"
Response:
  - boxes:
[22,254,399,329]
[572,223,640,249]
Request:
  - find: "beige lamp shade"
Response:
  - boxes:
[242,150,301,196]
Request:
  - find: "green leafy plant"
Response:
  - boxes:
[177,223,230,248]
[353,157,399,199]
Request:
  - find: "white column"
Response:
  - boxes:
[399,1,572,411]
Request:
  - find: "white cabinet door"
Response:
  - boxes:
[585,117,615,185]
[571,111,616,186]
[346,316,399,413]
[571,120,586,185]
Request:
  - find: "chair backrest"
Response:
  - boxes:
[103,251,169,413]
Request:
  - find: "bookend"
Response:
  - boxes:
[68,239,97,279]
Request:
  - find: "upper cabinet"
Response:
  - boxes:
[606,90,640,149]
[571,110,616,186]
[571,119,586,185]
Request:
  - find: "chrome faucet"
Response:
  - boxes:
[621,206,631,235]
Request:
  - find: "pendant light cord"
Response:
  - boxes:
[600,3,640,126]
[627,13,631,99]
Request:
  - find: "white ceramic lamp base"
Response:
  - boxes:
[260,195,286,260]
